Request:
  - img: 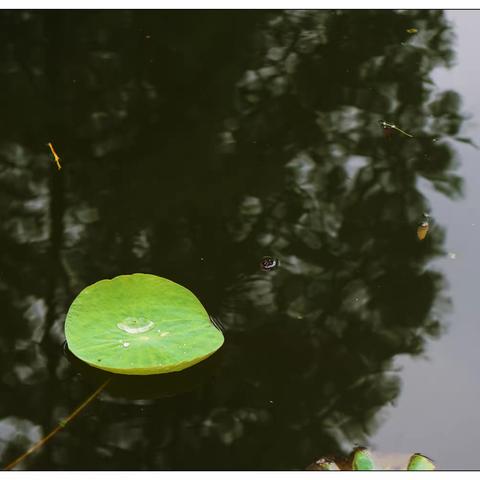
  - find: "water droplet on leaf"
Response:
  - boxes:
[117,317,155,334]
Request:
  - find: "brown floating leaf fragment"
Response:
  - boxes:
[417,222,429,240]
[47,142,62,170]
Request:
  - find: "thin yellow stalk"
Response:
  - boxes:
[3,378,111,471]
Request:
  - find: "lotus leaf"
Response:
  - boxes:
[65,273,224,375]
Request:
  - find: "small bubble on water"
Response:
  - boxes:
[260,256,279,271]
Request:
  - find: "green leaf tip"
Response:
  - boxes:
[407,453,435,470]
[352,448,376,470]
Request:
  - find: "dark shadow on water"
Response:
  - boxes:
[64,345,223,400]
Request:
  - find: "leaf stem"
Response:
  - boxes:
[3,378,111,471]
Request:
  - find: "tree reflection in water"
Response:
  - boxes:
[0,9,468,470]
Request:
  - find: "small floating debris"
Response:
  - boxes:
[406,28,418,34]
[47,142,62,170]
[448,252,457,260]
[260,256,279,271]
[417,222,429,240]
[378,120,413,138]
[308,458,340,471]
[417,213,430,240]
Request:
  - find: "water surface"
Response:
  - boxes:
[0,9,478,470]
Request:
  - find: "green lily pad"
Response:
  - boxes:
[64,273,224,375]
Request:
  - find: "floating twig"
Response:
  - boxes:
[379,120,414,138]
[47,142,62,170]
[3,378,111,470]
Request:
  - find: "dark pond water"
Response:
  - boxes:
[0,9,479,470]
